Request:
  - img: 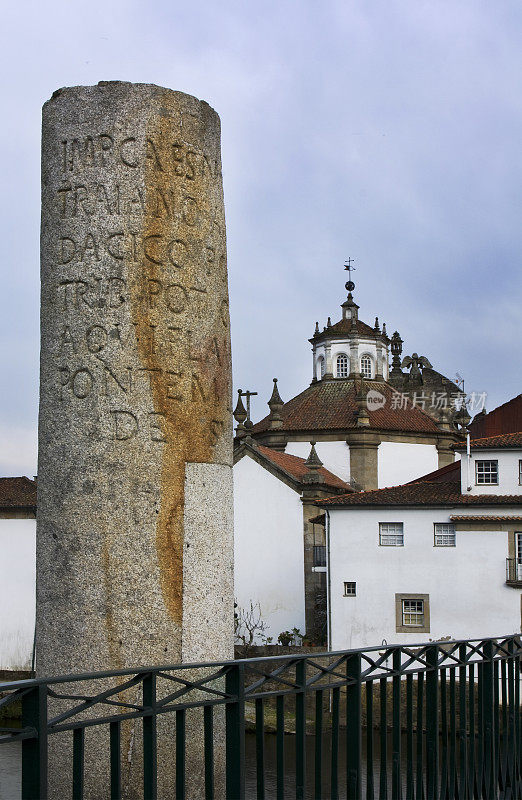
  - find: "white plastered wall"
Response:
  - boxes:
[0,518,36,670]
[459,450,522,495]
[233,456,306,641]
[328,506,522,651]
[313,338,389,380]
[378,442,438,488]
[285,441,351,484]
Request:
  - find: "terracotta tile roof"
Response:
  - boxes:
[317,482,522,508]
[0,477,37,509]
[251,379,440,435]
[311,318,381,342]
[454,432,522,450]
[256,445,350,490]
[450,515,522,522]
[407,461,460,484]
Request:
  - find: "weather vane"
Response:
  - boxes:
[344,258,356,292]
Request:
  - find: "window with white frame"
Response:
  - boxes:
[379,522,404,546]
[475,460,498,485]
[396,593,430,633]
[402,598,424,627]
[519,460,522,485]
[434,523,456,547]
[317,357,325,379]
[336,353,349,378]
[343,581,356,596]
[361,355,372,379]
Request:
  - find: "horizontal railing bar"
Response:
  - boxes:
[48,696,241,734]
[0,727,37,743]
[47,674,144,727]
[0,689,27,711]
[1,635,519,690]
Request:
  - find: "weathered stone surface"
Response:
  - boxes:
[37,82,233,797]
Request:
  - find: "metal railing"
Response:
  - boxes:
[0,635,520,799]
[506,558,522,584]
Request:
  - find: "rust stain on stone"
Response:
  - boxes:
[127,92,230,625]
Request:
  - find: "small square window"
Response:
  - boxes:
[379,522,404,546]
[395,593,430,633]
[344,581,356,596]
[434,523,456,547]
[475,460,498,485]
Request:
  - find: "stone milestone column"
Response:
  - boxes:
[37,83,233,795]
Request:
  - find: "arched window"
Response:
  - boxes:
[317,357,325,379]
[336,353,349,378]
[361,355,373,379]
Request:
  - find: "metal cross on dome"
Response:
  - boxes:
[344,258,356,292]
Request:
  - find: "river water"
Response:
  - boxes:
[0,731,411,799]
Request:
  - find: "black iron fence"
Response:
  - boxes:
[0,635,521,799]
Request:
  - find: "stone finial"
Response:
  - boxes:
[314,321,319,334]
[327,317,332,328]
[355,383,370,427]
[374,317,380,332]
[390,331,404,377]
[233,390,247,438]
[268,378,284,429]
[305,440,323,470]
[303,441,325,485]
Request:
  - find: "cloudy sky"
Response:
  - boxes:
[1,0,522,476]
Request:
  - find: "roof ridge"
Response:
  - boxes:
[254,444,349,488]
[476,393,522,417]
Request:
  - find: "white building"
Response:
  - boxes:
[318,432,522,650]
[233,275,467,644]
[233,438,349,642]
[0,477,36,673]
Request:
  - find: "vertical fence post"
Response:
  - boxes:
[226,662,245,800]
[426,644,439,800]
[346,651,362,800]
[295,659,306,800]
[458,643,468,799]
[143,672,157,800]
[22,683,48,800]
[507,636,516,793]
[392,648,402,800]
[482,639,495,798]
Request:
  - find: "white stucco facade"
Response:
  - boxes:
[378,442,439,488]
[459,449,522,495]
[328,505,522,651]
[0,518,36,670]
[285,441,351,484]
[233,455,306,641]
